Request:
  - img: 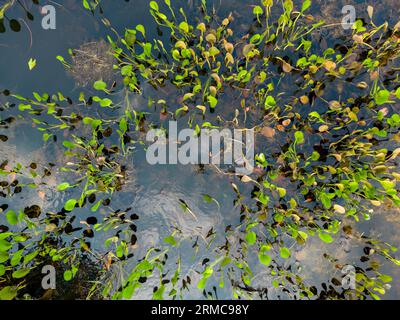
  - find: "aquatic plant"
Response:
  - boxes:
[1,0,400,300]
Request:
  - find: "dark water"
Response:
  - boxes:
[1,0,400,299]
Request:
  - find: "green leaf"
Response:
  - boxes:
[280,247,291,259]
[150,1,159,11]
[119,118,128,133]
[203,267,213,278]
[209,46,220,56]
[0,252,9,264]
[319,232,334,243]
[208,96,218,108]
[93,80,107,91]
[197,277,207,290]
[298,231,308,240]
[220,257,232,267]
[116,245,124,258]
[43,133,51,142]
[179,21,190,33]
[28,58,37,71]
[100,98,112,107]
[253,6,263,15]
[380,180,395,190]
[64,199,77,211]
[379,274,393,283]
[57,182,71,191]
[64,270,73,281]
[321,194,332,209]
[0,240,12,252]
[0,264,5,277]
[164,236,177,246]
[63,140,75,149]
[0,3,12,20]
[374,89,390,105]
[245,231,257,245]
[23,251,38,264]
[12,268,30,279]
[91,200,102,212]
[295,131,305,144]
[0,286,17,300]
[396,88,400,99]
[258,253,271,266]
[301,0,311,12]
[265,95,276,109]
[5,210,18,225]
[136,24,146,37]
[83,117,93,125]
[153,285,165,300]
[277,187,286,198]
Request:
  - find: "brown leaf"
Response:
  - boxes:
[300,95,309,105]
[334,204,346,214]
[318,125,329,133]
[329,100,341,109]
[260,126,276,138]
[282,61,293,73]
[367,6,374,19]
[241,175,253,183]
[370,71,379,81]
[276,124,285,132]
[353,34,364,44]
[38,191,46,200]
[242,44,255,57]
[323,61,336,72]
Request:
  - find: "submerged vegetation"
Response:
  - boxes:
[1,0,400,300]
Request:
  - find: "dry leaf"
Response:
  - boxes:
[334,204,346,214]
[370,200,381,207]
[323,60,336,72]
[367,6,374,19]
[379,107,389,117]
[45,224,57,232]
[206,33,217,43]
[394,21,400,32]
[356,82,368,89]
[300,95,309,105]
[389,148,400,160]
[305,15,314,22]
[225,52,234,65]
[332,154,342,162]
[282,61,293,73]
[260,126,276,138]
[38,191,46,200]
[7,172,17,183]
[104,253,113,271]
[353,34,364,43]
[276,124,285,132]
[329,100,341,109]
[318,125,329,133]
[241,175,253,183]
[224,42,234,53]
[196,105,206,114]
[242,44,255,57]
[370,71,379,81]
[160,112,168,121]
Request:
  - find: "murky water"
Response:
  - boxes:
[1,0,400,299]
